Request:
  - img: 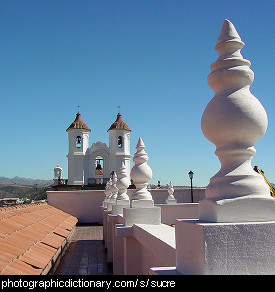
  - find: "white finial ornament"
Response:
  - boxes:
[107,178,113,200]
[103,179,111,207]
[130,138,153,207]
[166,181,177,204]
[199,19,275,222]
[116,162,130,201]
[110,172,118,202]
[53,162,63,185]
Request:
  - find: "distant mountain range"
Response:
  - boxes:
[0,176,53,186]
[0,176,274,191]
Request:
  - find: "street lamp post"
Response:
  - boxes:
[188,170,194,203]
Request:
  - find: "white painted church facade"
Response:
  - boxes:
[54,112,131,186]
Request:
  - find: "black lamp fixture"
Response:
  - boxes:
[188,170,194,203]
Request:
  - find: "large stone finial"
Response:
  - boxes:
[116,162,130,201]
[130,138,153,207]
[199,19,275,222]
[110,172,118,202]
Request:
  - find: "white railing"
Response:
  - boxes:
[103,199,200,275]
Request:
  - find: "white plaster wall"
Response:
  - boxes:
[175,219,275,275]
[123,224,176,275]
[47,190,105,223]
[127,188,205,204]
[112,216,125,275]
[67,155,85,185]
[47,188,204,224]
[155,203,199,225]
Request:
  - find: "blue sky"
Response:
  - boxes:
[0,0,274,187]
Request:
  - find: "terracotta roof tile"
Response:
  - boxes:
[0,259,8,272]
[0,203,78,275]
[31,242,57,259]
[0,253,15,264]
[18,243,57,271]
[3,234,33,251]
[12,213,36,226]
[1,259,42,275]
[42,216,65,228]
[108,113,131,132]
[0,254,14,271]
[54,226,70,238]
[0,241,24,257]
[19,254,48,270]
[66,112,91,132]
[41,233,65,249]
[59,220,77,231]
[0,220,23,237]
[22,228,45,242]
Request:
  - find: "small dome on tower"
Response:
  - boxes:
[107,113,131,132]
[66,112,91,132]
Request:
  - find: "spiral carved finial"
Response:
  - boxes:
[130,138,153,207]
[116,162,130,202]
[199,20,275,222]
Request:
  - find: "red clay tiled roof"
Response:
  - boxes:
[0,203,78,275]
[107,113,131,132]
[66,112,91,132]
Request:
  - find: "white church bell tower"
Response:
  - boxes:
[66,112,91,185]
[107,113,131,178]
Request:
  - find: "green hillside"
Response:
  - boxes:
[0,184,53,201]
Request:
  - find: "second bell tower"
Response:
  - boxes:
[107,113,131,178]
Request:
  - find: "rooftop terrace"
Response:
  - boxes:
[51,224,112,275]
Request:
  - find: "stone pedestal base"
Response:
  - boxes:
[174,219,275,275]
[122,206,161,226]
[112,200,130,216]
[166,199,177,205]
[107,200,116,212]
[199,195,275,222]
[130,199,154,208]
